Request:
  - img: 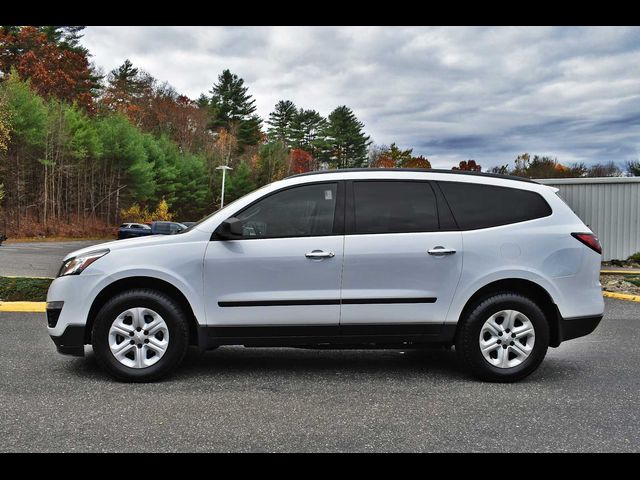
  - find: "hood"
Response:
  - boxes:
[62,230,204,262]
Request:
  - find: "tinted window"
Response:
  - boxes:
[353,181,438,234]
[438,181,552,230]
[153,222,171,234]
[236,183,338,238]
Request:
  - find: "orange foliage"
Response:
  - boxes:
[289,148,315,174]
[373,154,395,168]
[403,155,432,168]
[0,27,97,112]
[452,160,482,171]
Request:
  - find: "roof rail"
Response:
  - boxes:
[286,168,539,184]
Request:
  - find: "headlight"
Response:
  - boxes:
[57,249,110,277]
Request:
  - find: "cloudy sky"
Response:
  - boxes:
[82,26,640,169]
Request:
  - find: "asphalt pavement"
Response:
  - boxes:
[0,240,106,277]
[0,298,638,452]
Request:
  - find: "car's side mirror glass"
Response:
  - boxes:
[215,217,243,240]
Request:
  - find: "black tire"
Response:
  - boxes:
[455,293,549,382]
[92,288,189,382]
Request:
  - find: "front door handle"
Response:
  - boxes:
[428,246,457,256]
[305,250,335,259]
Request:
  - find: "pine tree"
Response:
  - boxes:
[290,108,327,157]
[38,26,87,54]
[226,161,257,203]
[626,161,640,176]
[320,106,370,169]
[195,93,210,109]
[266,100,297,145]
[208,69,262,146]
[105,60,149,102]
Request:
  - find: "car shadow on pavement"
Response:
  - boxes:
[60,345,582,384]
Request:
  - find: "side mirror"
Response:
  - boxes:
[214,217,243,240]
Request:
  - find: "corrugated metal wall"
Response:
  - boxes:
[538,178,640,261]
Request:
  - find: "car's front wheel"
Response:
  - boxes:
[92,289,189,382]
[455,293,549,382]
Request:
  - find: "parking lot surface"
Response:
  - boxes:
[0,298,638,452]
[0,240,106,277]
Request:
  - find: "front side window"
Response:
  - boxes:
[235,183,338,238]
[352,181,439,234]
[438,181,552,230]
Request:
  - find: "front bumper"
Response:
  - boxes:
[50,325,85,356]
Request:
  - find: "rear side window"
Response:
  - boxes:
[352,181,438,234]
[438,181,552,230]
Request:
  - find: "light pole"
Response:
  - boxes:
[216,165,233,208]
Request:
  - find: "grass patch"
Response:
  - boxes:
[0,276,53,302]
[625,276,640,288]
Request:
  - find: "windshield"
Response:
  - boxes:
[179,183,273,233]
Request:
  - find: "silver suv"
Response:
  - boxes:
[46,169,604,382]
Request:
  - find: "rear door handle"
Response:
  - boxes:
[305,250,335,259]
[428,246,456,256]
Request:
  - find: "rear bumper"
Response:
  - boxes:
[50,325,85,356]
[555,313,603,346]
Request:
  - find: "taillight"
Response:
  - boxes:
[572,232,602,255]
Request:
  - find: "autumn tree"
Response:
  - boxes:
[0,26,100,112]
[0,90,6,206]
[255,140,289,185]
[152,198,173,221]
[403,155,432,168]
[452,160,482,171]
[0,87,10,151]
[369,143,431,169]
[370,143,413,168]
[100,59,154,124]
[207,69,262,146]
[288,148,315,175]
[319,106,370,168]
[491,153,589,179]
[101,62,211,155]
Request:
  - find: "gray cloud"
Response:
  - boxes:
[82,26,640,169]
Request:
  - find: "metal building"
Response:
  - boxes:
[537,177,640,261]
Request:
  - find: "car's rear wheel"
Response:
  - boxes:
[455,293,549,382]
[92,289,189,382]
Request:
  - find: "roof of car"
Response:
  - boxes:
[286,168,539,184]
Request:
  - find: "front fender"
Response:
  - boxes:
[94,267,206,324]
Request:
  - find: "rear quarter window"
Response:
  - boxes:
[437,181,552,230]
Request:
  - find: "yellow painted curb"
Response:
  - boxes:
[603,291,640,303]
[600,270,640,275]
[0,301,47,312]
